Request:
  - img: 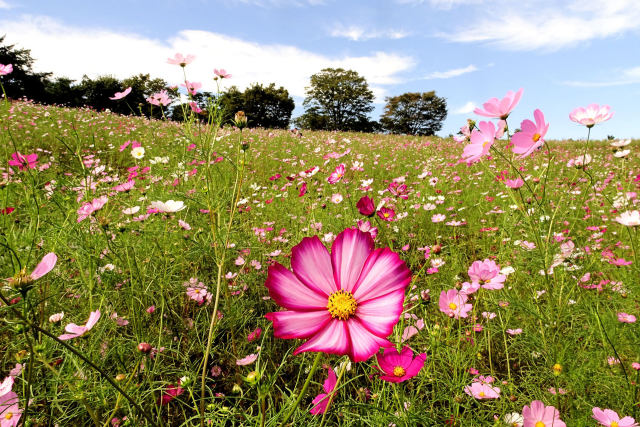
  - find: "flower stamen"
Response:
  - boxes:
[327,290,357,320]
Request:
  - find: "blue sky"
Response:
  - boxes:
[1,0,639,138]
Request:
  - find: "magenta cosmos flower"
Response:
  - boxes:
[570,104,614,128]
[310,366,337,415]
[512,109,549,158]
[264,228,411,362]
[8,152,38,171]
[327,163,346,184]
[461,121,496,164]
[474,88,523,120]
[376,346,426,383]
[522,400,566,427]
[592,407,638,427]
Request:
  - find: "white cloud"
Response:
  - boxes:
[0,15,414,101]
[453,101,476,114]
[329,25,409,41]
[0,0,13,9]
[439,0,640,51]
[424,64,477,79]
[563,66,640,87]
[396,0,482,8]
[231,0,326,7]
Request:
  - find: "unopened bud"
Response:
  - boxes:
[137,342,152,354]
[234,111,247,129]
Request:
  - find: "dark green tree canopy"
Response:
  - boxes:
[219,83,294,129]
[301,68,375,132]
[0,35,50,101]
[380,91,447,136]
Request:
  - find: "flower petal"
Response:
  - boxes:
[293,319,349,357]
[291,236,337,296]
[352,248,411,302]
[30,252,57,280]
[331,228,374,292]
[265,263,328,310]
[347,318,392,362]
[265,310,331,339]
[355,289,405,336]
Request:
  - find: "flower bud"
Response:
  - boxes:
[234,111,247,129]
[137,342,152,354]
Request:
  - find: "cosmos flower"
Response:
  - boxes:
[214,69,232,79]
[0,63,13,76]
[464,381,501,399]
[570,104,614,128]
[522,400,566,427]
[474,88,523,119]
[109,87,132,100]
[58,310,101,340]
[149,200,185,213]
[167,53,195,67]
[615,210,640,226]
[0,391,20,427]
[7,253,57,290]
[376,346,426,383]
[328,163,346,184]
[461,121,496,164]
[8,152,38,171]
[512,109,548,158]
[439,289,472,319]
[468,259,506,290]
[310,366,337,415]
[592,408,638,427]
[264,228,411,362]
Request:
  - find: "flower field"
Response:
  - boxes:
[1,88,639,426]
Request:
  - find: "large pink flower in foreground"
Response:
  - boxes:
[474,88,523,119]
[522,400,566,427]
[265,228,412,362]
[570,104,614,128]
[592,407,638,427]
[512,109,548,158]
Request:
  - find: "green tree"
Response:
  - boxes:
[77,75,122,112]
[43,77,83,107]
[121,73,169,116]
[0,35,51,102]
[218,86,245,125]
[380,91,447,136]
[243,83,294,129]
[301,68,375,131]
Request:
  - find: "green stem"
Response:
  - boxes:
[279,352,322,427]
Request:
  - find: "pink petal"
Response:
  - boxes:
[355,289,405,336]
[352,248,411,303]
[265,263,328,310]
[290,236,337,296]
[346,318,391,362]
[331,228,373,293]
[64,323,86,335]
[404,352,427,378]
[30,252,57,280]
[293,319,350,357]
[85,310,101,330]
[265,310,331,339]
[310,392,330,415]
[58,332,81,340]
[322,366,337,393]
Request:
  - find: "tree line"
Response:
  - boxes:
[0,36,447,135]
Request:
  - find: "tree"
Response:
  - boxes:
[77,75,123,112]
[380,91,447,136]
[243,83,294,128]
[218,86,245,124]
[0,35,51,102]
[301,68,375,131]
[121,73,169,116]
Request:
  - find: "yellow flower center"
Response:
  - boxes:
[327,290,357,320]
[383,213,389,218]
[611,422,619,427]
[478,391,485,397]
[482,140,490,148]
[393,366,406,377]
[533,133,541,142]
[5,412,13,420]
[448,302,457,310]
[535,422,545,427]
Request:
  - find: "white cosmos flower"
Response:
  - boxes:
[122,206,140,215]
[150,200,185,213]
[131,147,145,159]
[614,149,630,158]
[615,210,640,226]
[610,139,631,147]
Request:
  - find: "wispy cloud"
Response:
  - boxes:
[453,101,476,114]
[0,15,414,101]
[0,0,13,9]
[329,24,409,41]
[439,0,640,51]
[424,64,477,79]
[396,0,483,9]
[230,0,326,7]
[563,66,640,87]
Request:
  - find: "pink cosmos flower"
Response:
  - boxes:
[431,214,446,223]
[461,121,496,164]
[159,382,185,405]
[0,376,13,397]
[0,391,21,427]
[236,354,258,366]
[189,101,202,114]
[618,313,637,323]
[310,366,337,415]
[357,220,378,240]
[214,68,232,79]
[507,328,523,335]
[77,196,108,222]
[264,228,412,362]
[109,87,132,100]
[377,207,395,222]
[522,400,566,427]
[58,310,101,340]
[181,80,202,95]
[474,88,523,119]
[186,286,212,305]
[328,163,345,184]
[376,346,426,383]
[356,196,376,216]
[570,104,614,128]
[146,90,171,107]
[468,259,506,290]
[8,252,57,289]
[512,109,548,158]
[592,408,638,427]
[247,327,262,342]
[113,180,135,192]
[439,289,472,319]
[464,381,501,399]
[0,64,13,76]
[167,53,195,67]
[8,152,38,171]
[615,211,640,227]
[505,178,524,189]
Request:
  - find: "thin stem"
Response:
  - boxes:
[279,352,323,427]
